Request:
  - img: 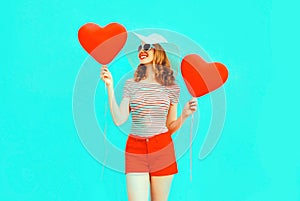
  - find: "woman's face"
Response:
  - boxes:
[138,42,154,64]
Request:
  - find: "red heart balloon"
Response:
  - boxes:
[78,22,127,64]
[181,54,228,97]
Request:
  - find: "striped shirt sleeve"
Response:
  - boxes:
[169,83,180,105]
[122,79,131,99]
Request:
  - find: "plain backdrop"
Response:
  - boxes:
[1,0,299,200]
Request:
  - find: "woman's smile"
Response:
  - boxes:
[139,51,149,60]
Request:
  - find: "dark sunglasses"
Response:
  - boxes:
[138,44,155,52]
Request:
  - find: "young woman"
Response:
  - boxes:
[100,34,197,201]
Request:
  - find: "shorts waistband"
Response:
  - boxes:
[128,131,170,141]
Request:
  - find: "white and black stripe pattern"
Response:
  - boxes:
[122,79,180,137]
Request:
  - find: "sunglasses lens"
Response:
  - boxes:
[144,44,151,51]
[138,45,142,52]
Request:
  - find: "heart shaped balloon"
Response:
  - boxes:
[78,22,127,64]
[181,54,228,97]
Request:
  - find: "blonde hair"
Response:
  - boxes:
[133,44,176,86]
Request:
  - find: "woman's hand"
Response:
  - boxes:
[182,97,198,118]
[100,65,113,87]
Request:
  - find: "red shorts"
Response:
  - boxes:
[125,130,178,176]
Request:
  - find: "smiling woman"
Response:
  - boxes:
[137,44,155,65]
[99,32,198,201]
[135,43,175,86]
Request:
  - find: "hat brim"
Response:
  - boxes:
[133,32,168,44]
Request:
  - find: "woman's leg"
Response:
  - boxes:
[126,173,150,201]
[150,174,174,201]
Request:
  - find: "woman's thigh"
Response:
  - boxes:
[150,174,174,201]
[126,173,150,201]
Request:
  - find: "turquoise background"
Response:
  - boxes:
[1,0,300,200]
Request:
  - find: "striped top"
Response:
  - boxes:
[122,78,180,137]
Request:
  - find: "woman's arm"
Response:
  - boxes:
[100,65,130,126]
[107,84,130,126]
[166,98,198,134]
[166,103,188,135]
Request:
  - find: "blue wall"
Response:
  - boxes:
[1,0,299,200]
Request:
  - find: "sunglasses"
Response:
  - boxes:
[138,44,155,52]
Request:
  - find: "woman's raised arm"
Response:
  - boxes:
[100,65,130,126]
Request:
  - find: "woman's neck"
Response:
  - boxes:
[144,63,156,82]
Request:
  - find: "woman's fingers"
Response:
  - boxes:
[189,100,197,106]
[100,65,111,79]
[101,65,108,72]
[102,73,109,80]
[105,71,111,77]
[101,72,107,79]
[99,65,113,87]
[189,98,198,111]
